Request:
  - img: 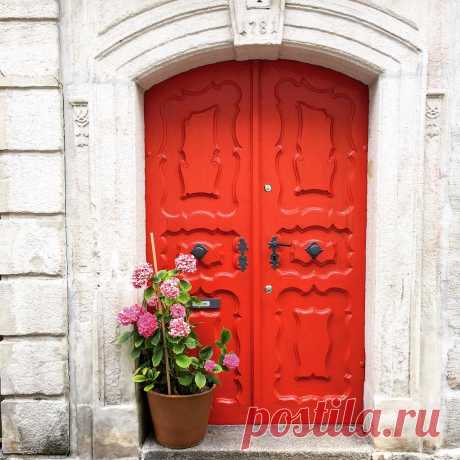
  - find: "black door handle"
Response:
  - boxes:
[268,236,291,269]
[237,237,248,271]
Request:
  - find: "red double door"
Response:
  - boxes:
[145,60,368,425]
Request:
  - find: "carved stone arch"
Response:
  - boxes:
[62,0,430,457]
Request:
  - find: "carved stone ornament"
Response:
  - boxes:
[71,102,89,148]
[229,0,285,59]
[425,97,442,139]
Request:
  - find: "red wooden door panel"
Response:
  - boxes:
[145,62,253,423]
[257,60,368,423]
[145,60,368,425]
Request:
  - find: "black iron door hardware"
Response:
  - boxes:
[191,243,208,260]
[305,242,322,259]
[268,236,291,269]
[237,237,248,271]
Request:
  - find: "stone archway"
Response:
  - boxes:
[61,1,431,457]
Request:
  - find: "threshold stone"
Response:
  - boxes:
[142,425,373,459]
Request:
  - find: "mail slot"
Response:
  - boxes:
[191,298,221,309]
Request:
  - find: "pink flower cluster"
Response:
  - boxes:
[204,359,216,373]
[168,318,191,337]
[160,277,180,298]
[147,295,160,310]
[223,352,240,369]
[137,311,159,338]
[170,303,186,319]
[131,263,154,289]
[117,304,143,325]
[117,304,158,338]
[175,253,197,273]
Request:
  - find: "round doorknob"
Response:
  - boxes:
[306,242,322,259]
[191,243,208,260]
[264,285,273,294]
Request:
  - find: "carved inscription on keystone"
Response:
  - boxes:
[230,0,285,49]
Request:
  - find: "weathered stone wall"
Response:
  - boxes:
[0,0,69,455]
[443,0,460,450]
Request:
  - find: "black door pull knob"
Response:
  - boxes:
[191,243,208,260]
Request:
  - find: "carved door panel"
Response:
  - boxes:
[257,60,368,423]
[145,60,368,425]
[145,62,253,423]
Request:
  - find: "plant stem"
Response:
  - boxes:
[150,232,172,395]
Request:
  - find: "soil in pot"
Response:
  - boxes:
[147,385,215,449]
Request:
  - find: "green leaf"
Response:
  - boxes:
[134,338,144,348]
[131,348,141,359]
[195,372,206,389]
[167,335,180,344]
[144,287,154,301]
[152,348,163,367]
[199,346,213,361]
[180,280,192,292]
[175,354,192,369]
[132,374,147,383]
[220,329,231,345]
[154,270,168,282]
[177,293,189,304]
[172,343,185,354]
[185,337,197,349]
[133,366,143,375]
[144,383,155,392]
[117,330,132,344]
[213,364,223,373]
[167,269,179,277]
[151,330,161,346]
[178,374,193,386]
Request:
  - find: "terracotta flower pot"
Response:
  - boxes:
[147,385,215,449]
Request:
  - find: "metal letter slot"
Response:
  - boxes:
[191,298,221,309]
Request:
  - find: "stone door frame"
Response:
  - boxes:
[61,1,439,457]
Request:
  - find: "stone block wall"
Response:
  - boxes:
[444,0,460,448]
[0,0,69,455]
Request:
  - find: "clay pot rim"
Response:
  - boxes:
[147,384,216,399]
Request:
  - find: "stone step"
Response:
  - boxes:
[142,425,373,459]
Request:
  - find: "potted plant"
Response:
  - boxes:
[116,235,239,449]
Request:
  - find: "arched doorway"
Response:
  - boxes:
[145,60,368,424]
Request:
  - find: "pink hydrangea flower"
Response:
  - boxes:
[175,253,197,273]
[160,277,180,298]
[147,295,160,310]
[168,318,191,337]
[170,303,186,319]
[131,263,154,289]
[137,311,158,338]
[204,359,216,373]
[223,352,240,369]
[117,304,143,325]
